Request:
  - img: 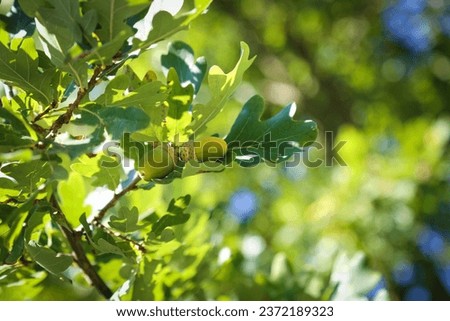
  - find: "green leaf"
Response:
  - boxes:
[0,266,46,300]
[92,238,125,257]
[160,228,175,242]
[92,155,123,190]
[21,0,91,86]
[0,101,30,138]
[26,241,73,276]
[56,103,148,158]
[136,11,186,49]
[94,77,167,141]
[0,106,35,162]
[16,0,45,17]
[1,1,35,37]
[82,30,130,65]
[165,68,194,143]
[72,104,150,140]
[4,230,24,264]
[33,0,82,65]
[151,195,191,236]
[0,195,39,264]
[85,0,148,42]
[131,257,158,300]
[109,206,149,233]
[51,125,105,159]
[95,78,168,141]
[0,39,55,105]
[188,42,255,135]
[4,192,38,253]
[152,214,188,237]
[70,154,100,178]
[0,106,35,160]
[107,81,167,110]
[94,74,131,105]
[73,104,150,141]
[131,0,212,51]
[79,213,92,238]
[167,195,191,215]
[79,9,97,34]
[162,41,207,95]
[185,0,214,24]
[57,172,91,227]
[99,106,150,140]
[225,95,318,165]
[0,160,52,195]
[25,207,52,243]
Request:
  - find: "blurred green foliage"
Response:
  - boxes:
[161,0,449,300]
[1,0,449,301]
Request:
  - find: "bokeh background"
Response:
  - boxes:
[157,0,449,300]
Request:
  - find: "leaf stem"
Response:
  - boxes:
[50,195,113,299]
[93,221,147,253]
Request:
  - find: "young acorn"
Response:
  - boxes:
[194,136,228,162]
[138,143,175,180]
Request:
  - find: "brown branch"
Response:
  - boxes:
[33,99,58,124]
[92,175,142,224]
[50,195,113,299]
[46,66,103,139]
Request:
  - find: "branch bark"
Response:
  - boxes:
[50,195,113,299]
[46,66,103,139]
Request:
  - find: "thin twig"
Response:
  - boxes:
[50,195,113,299]
[33,99,58,123]
[93,175,142,224]
[93,221,147,253]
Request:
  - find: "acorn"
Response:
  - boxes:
[138,144,175,180]
[194,137,228,162]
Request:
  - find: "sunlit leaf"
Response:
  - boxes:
[0,266,46,300]
[85,0,148,42]
[19,0,92,86]
[94,76,167,140]
[165,68,194,143]
[57,171,91,227]
[132,0,212,51]
[162,41,207,95]
[0,38,55,104]
[0,160,52,195]
[3,192,38,254]
[225,95,318,165]
[70,154,100,178]
[188,42,255,135]
[109,206,150,233]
